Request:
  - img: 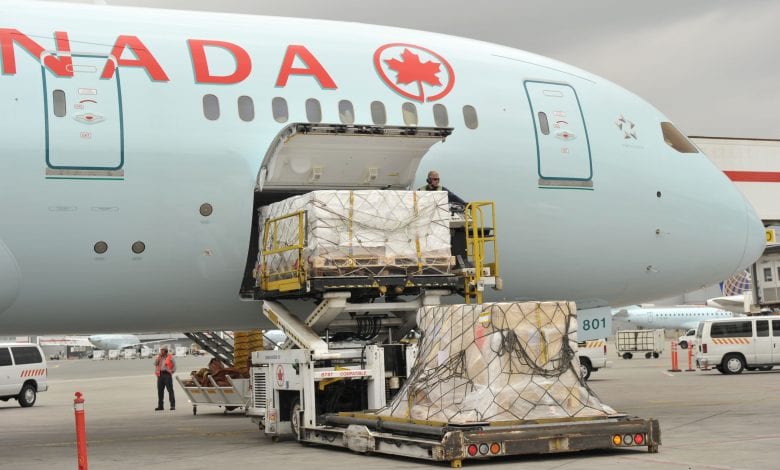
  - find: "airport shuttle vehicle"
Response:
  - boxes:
[696,316,779,374]
[612,305,736,331]
[0,1,766,334]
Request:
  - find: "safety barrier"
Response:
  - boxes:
[686,346,696,372]
[667,342,681,372]
[74,392,88,470]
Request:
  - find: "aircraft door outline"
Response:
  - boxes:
[43,53,124,177]
[524,80,592,188]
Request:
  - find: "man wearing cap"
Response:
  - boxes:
[154,346,176,411]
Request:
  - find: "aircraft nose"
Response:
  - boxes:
[739,197,765,271]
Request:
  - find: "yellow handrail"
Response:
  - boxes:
[463,201,499,304]
[260,210,307,292]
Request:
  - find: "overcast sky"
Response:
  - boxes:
[53,0,779,139]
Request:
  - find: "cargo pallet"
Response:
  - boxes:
[301,414,660,467]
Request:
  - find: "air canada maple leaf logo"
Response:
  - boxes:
[374,43,455,103]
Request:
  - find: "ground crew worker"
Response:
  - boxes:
[154,346,176,411]
[418,170,466,206]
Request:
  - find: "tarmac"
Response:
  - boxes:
[1,351,779,470]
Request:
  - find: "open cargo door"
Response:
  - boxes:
[256,124,452,191]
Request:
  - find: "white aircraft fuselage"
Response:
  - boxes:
[612,306,736,331]
[0,1,765,334]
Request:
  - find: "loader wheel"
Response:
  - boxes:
[645,352,652,359]
[622,353,633,360]
[290,398,301,438]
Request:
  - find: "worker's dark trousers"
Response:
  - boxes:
[157,372,175,408]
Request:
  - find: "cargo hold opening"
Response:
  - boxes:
[240,123,453,298]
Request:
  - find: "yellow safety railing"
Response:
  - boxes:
[463,201,499,304]
[259,210,307,292]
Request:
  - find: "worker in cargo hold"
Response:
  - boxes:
[419,170,466,208]
[154,346,176,411]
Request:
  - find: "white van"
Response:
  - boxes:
[696,316,779,374]
[577,339,608,380]
[0,343,48,407]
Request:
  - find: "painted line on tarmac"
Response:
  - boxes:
[622,454,741,469]
[49,374,153,384]
[0,429,256,448]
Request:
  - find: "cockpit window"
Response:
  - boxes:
[661,122,698,153]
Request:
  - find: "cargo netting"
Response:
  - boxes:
[257,190,452,281]
[373,302,616,424]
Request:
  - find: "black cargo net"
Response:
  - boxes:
[375,302,616,424]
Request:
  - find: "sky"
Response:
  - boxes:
[51,0,779,139]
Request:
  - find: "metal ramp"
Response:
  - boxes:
[184,332,234,366]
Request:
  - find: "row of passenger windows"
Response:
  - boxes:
[203,95,479,129]
[50,89,479,129]
[710,320,780,338]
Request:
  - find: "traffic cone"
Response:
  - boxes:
[668,341,681,372]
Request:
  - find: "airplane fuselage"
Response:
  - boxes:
[0,1,765,333]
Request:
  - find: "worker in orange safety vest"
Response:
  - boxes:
[154,345,176,411]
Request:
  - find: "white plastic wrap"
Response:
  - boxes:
[374,301,617,424]
[257,190,451,282]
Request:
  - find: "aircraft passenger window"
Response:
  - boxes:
[338,100,355,124]
[0,348,11,367]
[53,89,67,117]
[764,267,773,282]
[757,320,769,337]
[660,122,698,153]
[433,104,448,127]
[238,96,255,122]
[272,97,288,123]
[463,105,478,129]
[402,102,418,126]
[203,94,220,121]
[773,320,780,337]
[371,101,387,125]
[537,111,550,135]
[306,98,322,123]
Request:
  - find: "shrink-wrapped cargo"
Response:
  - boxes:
[374,301,617,424]
[257,190,452,283]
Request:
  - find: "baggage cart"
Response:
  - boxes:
[615,329,665,359]
[175,375,250,415]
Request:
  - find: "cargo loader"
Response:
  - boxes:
[248,299,660,466]
[244,183,659,465]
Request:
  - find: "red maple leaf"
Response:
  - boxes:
[385,49,442,101]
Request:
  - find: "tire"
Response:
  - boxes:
[17,383,36,407]
[579,358,592,381]
[757,366,773,371]
[653,352,660,359]
[645,352,652,359]
[290,398,301,438]
[622,352,633,360]
[722,354,745,374]
[679,341,688,349]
